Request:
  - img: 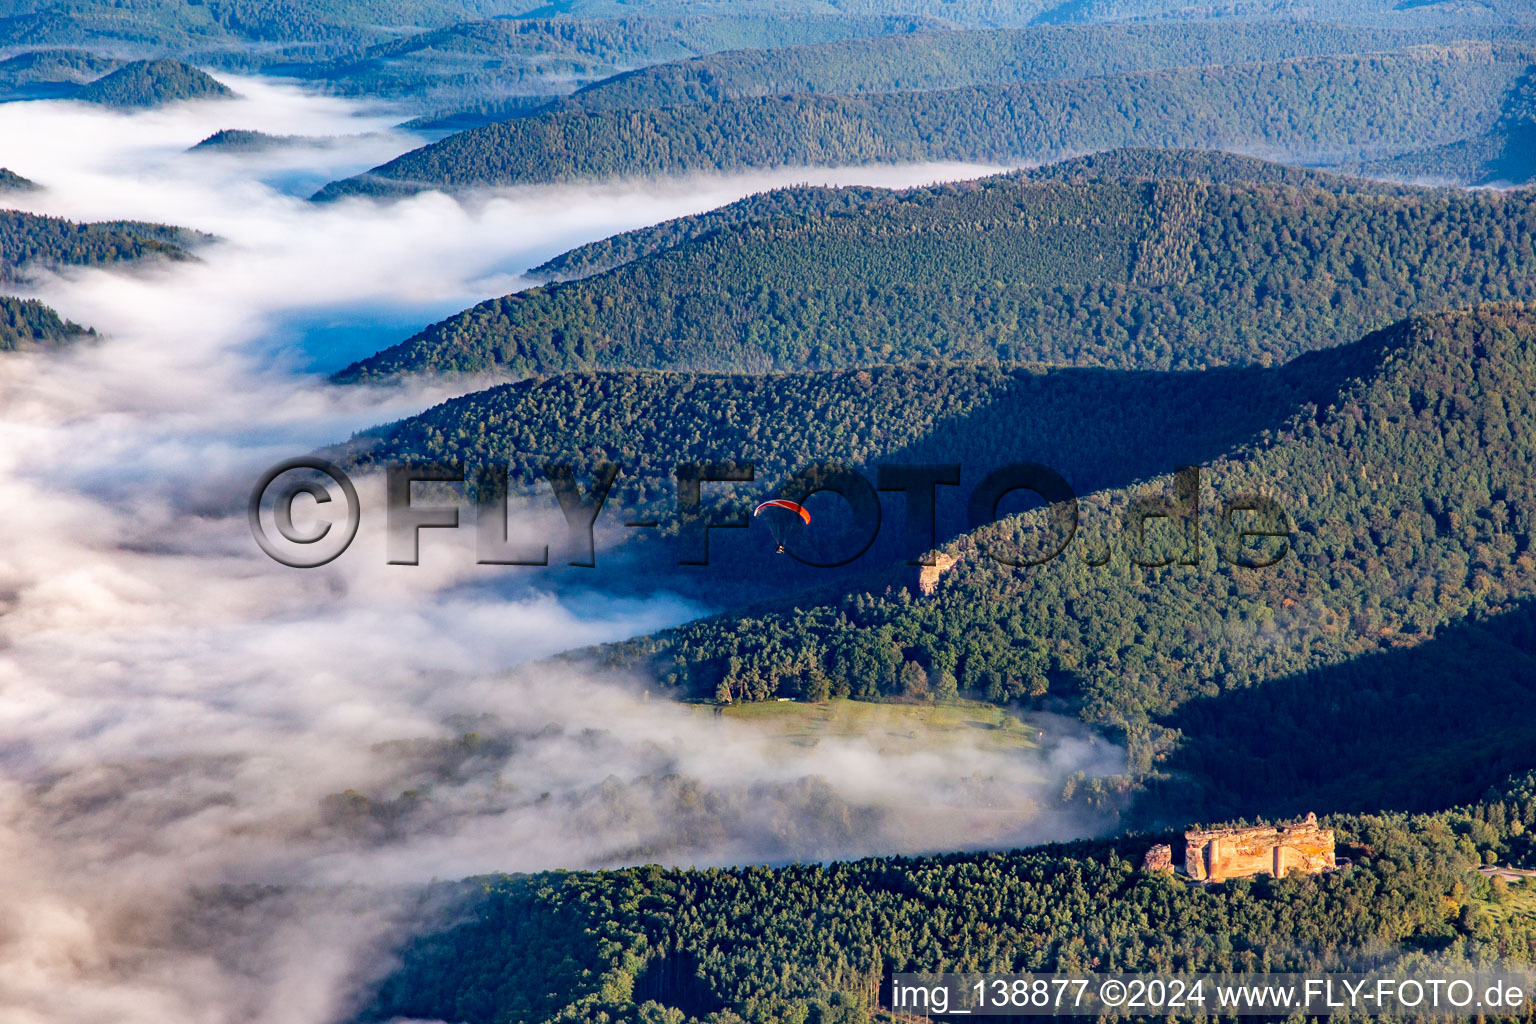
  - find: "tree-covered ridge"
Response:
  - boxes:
[2,0,1528,63]
[346,358,1326,564]
[1361,65,1536,186]
[347,306,1536,818]
[360,790,1536,1024]
[562,22,1519,113]
[0,47,116,94]
[0,169,38,192]
[0,210,204,281]
[0,0,544,60]
[313,47,1530,198]
[349,293,1373,531]
[528,185,892,281]
[72,58,233,107]
[531,149,1394,281]
[336,168,1536,382]
[587,307,1536,801]
[341,328,1374,609]
[301,13,939,108]
[0,0,1197,66]
[0,295,92,350]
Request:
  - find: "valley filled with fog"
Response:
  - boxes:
[0,80,1124,1024]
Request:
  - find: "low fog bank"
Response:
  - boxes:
[0,79,1123,1024]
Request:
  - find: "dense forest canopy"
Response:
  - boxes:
[0,295,92,350]
[529,149,1397,281]
[343,345,1338,592]
[573,305,1536,815]
[335,156,1536,382]
[314,47,1533,198]
[1362,63,1536,186]
[0,209,202,281]
[360,781,1536,1024]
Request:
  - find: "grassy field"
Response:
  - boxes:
[1475,877,1536,926]
[686,697,1043,754]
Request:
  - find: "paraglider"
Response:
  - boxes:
[753,499,810,554]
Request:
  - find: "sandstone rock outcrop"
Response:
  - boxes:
[917,553,957,596]
[1142,843,1173,872]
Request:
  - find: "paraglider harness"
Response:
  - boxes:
[753,499,811,555]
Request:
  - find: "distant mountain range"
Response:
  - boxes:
[314,46,1534,199]
[297,12,940,110]
[557,22,1528,113]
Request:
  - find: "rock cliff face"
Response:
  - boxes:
[917,553,957,596]
[1184,813,1335,882]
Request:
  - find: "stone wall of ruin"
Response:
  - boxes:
[1184,813,1335,882]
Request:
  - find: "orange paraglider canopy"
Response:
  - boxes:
[753,499,811,524]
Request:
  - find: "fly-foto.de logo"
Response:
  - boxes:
[249,460,1291,571]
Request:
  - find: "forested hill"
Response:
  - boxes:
[530,149,1393,281]
[560,22,1517,112]
[528,184,892,281]
[0,296,93,351]
[347,350,1345,551]
[588,305,1536,818]
[313,47,1530,198]
[0,169,38,192]
[344,304,1536,819]
[189,129,306,153]
[73,59,232,108]
[334,164,1536,382]
[0,210,204,350]
[360,787,1536,1024]
[0,210,203,281]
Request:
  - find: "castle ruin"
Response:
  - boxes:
[1182,813,1336,882]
